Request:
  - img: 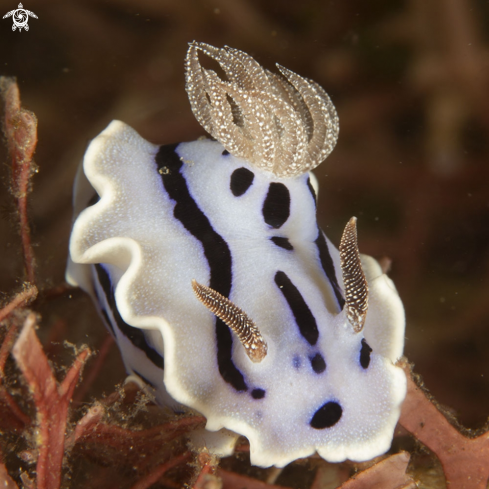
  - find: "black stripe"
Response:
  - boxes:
[156,144,247,392]
[94,264,164,370]
[307,177,317,205]
[92,268,116,337]
[315,230,345,310]
[133,368,157,389]
[274,271,319,346]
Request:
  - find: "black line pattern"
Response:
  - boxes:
[274,271,319,346]
[156,144,247,392]
[307,176,317,205]
[133,368,157,389]
[94,264,164,370]
[315,230,345,310]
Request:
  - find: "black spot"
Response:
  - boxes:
[156,144,247,392]
[222,149,230,155]
[270,236,294,251]
[251,388,266,399]
[230,167,254,197]
[216,319,248,391]
[262,183,290,228]
[315,230,345,310]
[360,338,372,369]
[310,353,326,374]
[293,355,301,369]
[275,271,319,346]
[94,264,164,370]
[310,401,343,429]
[307,177,317,205]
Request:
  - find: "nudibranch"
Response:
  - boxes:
[66,42,406,468]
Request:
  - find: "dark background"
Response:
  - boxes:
[1,0,489,433]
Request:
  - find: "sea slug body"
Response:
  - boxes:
[67,42,406,468]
